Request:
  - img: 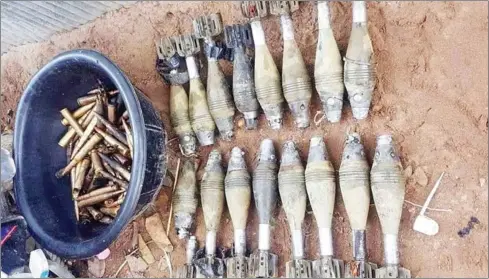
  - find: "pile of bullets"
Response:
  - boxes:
[156,1,375,156]
[55,87,133,225]
[170,133,410,278]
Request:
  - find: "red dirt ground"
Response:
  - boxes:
[1,1,488,278]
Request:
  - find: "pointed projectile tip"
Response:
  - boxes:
[281,140,301,166]
[228,147,247,172]
[308,136,328,163]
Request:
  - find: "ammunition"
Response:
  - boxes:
[113,153,131,168]
[70,167,77,195]
[271,1,312,128]
[344,1,376,120]
[57,133,103,177]
[371,135,411,278]
[73,158,91,199]
[60,108,84,136]
[315,1,344,123]
[99,216,114,225]
[249,138,279,278]
[91,151,104,173]
[58,111,93,148]
[339,133,376,278]
[71,116,98,158]
[278,141,312,278]
[77,95,98,106]
[121,119,134,158]
[98,153,130,181]
[305,136,343,278]
[87,206,103,221]
[107,104,117,124]
[93,112,128,146]
[99,170,129,189]
[104,199,115,207]
[174,34,216,146]
[95,127,130,157]
[61,103,95,126]
[102,160,116,176]
[157,37,197,156]
[172,160,198,239]
[242,1,284,130]
[100,206,120,218]
[94,96,105,129]
[176,236,197,278]
[87,88,103,95]
[195,149,225,278]
[224,24,260,130]
[83,166,95,191]
[77,185,120,201]
[121,110,129,121]
[193,14,235,141]
[77,189,125,208]
[225,147,251,278]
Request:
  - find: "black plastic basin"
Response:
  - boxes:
[14,49,167,259]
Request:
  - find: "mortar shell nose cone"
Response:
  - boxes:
[308,136,327,163]
[281,141,301,166]
[206,149,222,169]
[342,133,366,162]
[228,147,246,171]
[258,139,276,162]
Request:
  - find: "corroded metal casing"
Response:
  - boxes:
[175,34,216,146]
[339,133,370,233]
[315,2,344,123]
[371,135,411,279]
[305,136,344,278]
[225,147,251,255]
[250,138,279,278]
[206,59,235,141]
[225,24,260,130]
[170,84,198,155]
[173,160,198,239]
[201,149,225,241]
[226,255,248,278]
[271,1,312,128]
[344,1,376,120]
[243,1,284,130]
[278,141,306,255]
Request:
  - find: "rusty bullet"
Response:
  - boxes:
[92,112,128,145]
[98,153,131,181]
[77,189,125,208]
[173,160,198,239]
[87,206,104,221]
[95,127,130,157]
[100,206,120,218]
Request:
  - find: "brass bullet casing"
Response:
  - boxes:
[61,103,95,126]
[224,23,260,130]
[225,147,251,278]
[195,149,225,278]
[278,141,312,278]
[194,13,235,141]
[77,95,98,106]
[339,133,377,278]
[77,189,125,208]
[77,185,120,201]
[121,119,134,158]
[94,127,130,157]
[93,112,129,146]
[98,153,131,181]
[87,206,104,221]
[58,111,93,148]
[100,205,120,218]
[98,170,128,189]
[60,108,84,136]
[271,1,312,129]
[156,37,197,156]
[71,116,98,158]
[175,34,216,146]
[242,1,284,130]
[113,153,131,168]
[371,135,411,278]
[344,1,376,120]
[249,138,279,278]
[73,158,91,198]
[305,136,343,278]
[58,133,103,177]
[315,2,344,123]
[172,160,198,239]
[107,104,117,124]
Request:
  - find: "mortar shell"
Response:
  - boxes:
[315,72,344,123]
[201,149,225,232]
[173,160,198,239]
[371,134,405,235]
[188,78,215,146]
[225,147,251,230]
[253,139,278,225]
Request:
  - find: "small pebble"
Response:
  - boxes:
[413,167,429,186]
